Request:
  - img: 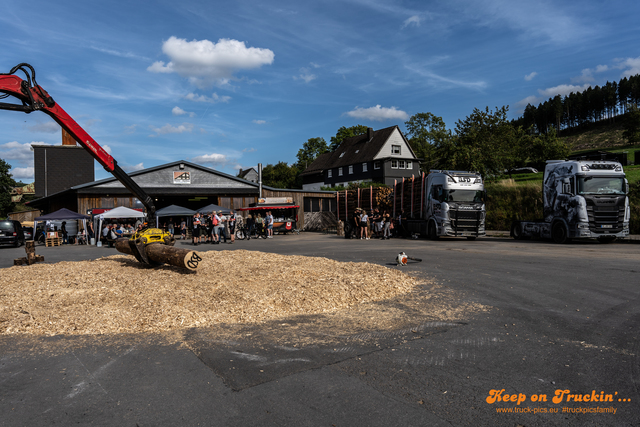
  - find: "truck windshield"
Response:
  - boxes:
[443,189,484,202]
[577,176,625,195]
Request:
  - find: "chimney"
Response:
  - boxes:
[62,129,78,146]
[367,127,374,142]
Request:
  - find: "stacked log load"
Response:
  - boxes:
[335,186,393,222]
[392,174,426,219]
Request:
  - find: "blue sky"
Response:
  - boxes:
[1,0,640,182]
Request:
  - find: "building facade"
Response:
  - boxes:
[299,126,419,190]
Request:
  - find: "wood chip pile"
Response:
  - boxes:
[0,250,419,336]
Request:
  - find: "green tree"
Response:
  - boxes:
[404,112,451,172]
[262,161,301,189]
[524,128,570,168]
[329,125,369,151]
[0,159,17,218]
[296,137,328,170]
[623,104,640,144]
[441,106,521,179]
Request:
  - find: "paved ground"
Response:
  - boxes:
[1,233,639,426]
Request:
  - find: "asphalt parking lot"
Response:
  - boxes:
[1,233,639,426]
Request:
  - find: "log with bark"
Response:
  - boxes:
[115,238,201,271]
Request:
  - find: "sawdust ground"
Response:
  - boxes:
[0,250,488,354]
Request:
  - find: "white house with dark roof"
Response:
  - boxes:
[299,126,419,190]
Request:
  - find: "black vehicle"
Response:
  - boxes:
[0,220,25,247]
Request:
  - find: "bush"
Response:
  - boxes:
[485,182,542,230]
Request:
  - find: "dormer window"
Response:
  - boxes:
[391,145,401,154]
[339,152,345,158]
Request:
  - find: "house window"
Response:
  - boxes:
[407,161,412,170]
[348,165,353,174]
[374,161,381,170]
[338,167,343,176]
[398,160,405,169]
[391,160,398,169]
[391,145,401,154]
[362,162,368,172]
[328,169,332,178]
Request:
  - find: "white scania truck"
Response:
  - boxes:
[511,159,630,243]
[401,170,486,240]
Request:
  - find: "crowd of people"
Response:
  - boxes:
[346,208,405,240]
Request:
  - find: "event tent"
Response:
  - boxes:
[33,208,90,242]
[35,208,90,221]
[154,205,196,228]
[196,203,231,214]
[95,206,146,246]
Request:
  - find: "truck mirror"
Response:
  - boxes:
[625,178,629,195]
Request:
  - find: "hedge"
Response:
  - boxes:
[485,182,640,234]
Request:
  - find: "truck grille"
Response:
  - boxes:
[586,199,624,233]
[450,209,482,232]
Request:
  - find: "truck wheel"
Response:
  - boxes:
[511,221,525,240]
[552,222,570,244]
[427,221,439,240]
[344,222,352,239]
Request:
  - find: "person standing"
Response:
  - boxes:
[382,213,391,240]
[360,210,369,240]
[180,218,187,240]
[192,213,201,246]
[212,211,221,244]
[61,221,68,244]
[167,217,174,236]
[228,210,236,243]
[266,210,274,238]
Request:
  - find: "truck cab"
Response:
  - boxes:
[513,160,630,243]
[404,170,486,239]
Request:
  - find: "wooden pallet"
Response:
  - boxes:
[45,237,62,247]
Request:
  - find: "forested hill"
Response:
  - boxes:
[560,118,627,153]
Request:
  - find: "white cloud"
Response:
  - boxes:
[402,15,421,28]
[124,124,138,134]
[185,92,231,103]
[524,72,537,81]
[294,67,317,83]
[252,120,266,125]
[172,106,195,117]
[122,162,145,172]
[616,56,640,77]
[345,105,409,122]
[538,84,590,98]
[0,141,41,162]
[243,147,257,152]
[147,36,275,88]
[28,122,60,133]
[149,123,194,136]
[191,153,229,166]
[102,144,112,154]
[515,95,540,108]
[11,166,34,180]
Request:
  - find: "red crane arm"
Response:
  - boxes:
[0,73,115,171]
[0,64,156,221]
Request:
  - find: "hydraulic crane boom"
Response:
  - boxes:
[0,63,156,223]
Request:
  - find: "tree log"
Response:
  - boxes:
[115,240,201,271]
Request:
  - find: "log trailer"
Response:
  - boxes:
[394,171,486,240]
[0,63,198,269]
[511,159,630,243]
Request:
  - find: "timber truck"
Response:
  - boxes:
[394,170,486,240]
[510,159,630,243]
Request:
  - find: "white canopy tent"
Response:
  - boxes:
[95,206,146,246]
